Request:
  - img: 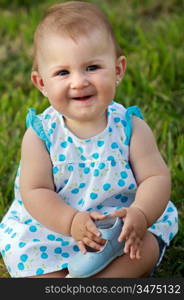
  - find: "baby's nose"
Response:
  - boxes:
[70,73,89,89]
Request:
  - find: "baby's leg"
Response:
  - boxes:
[93,231,160,278]
[28,268,68,278]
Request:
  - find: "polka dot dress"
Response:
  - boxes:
[0,101,178,277]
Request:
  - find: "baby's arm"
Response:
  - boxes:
[20,128,105,249]
[113,117,171,259]
[129,117,171,226]
[20,128,77,235]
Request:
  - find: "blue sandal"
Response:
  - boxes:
[67,216,124,278]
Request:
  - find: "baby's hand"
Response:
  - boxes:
[111,206,147,259]
[70,211,106,253]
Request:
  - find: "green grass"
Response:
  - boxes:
[0,0,184,278]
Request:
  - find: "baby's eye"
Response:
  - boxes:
[86,65,100,71]
[57,70,69,76]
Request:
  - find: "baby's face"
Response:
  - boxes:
[34,29,125,125]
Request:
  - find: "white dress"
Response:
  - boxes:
[0,101,178,277]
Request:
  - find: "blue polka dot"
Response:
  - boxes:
[90,193,98,200]
[60,141,67,148]
[73,245,79,252]
[120,171,128,179]
[45,114,51,119]
[107,155,115,161]
[20,254,28,262]
[87,208,93,211]
[61,263,68,269]
[90,162,95,167]
[36,268,44,275]
[68,137,73,143]
[109,127,113,132]
[121,196,128,202]
[94,169,100,176]
[68,165,74,171]
[77,147,83,153]
[115,194,121,199]
[167,220,172,226]
[78,199,84,206]
[59,154,66,161]
[32,239,40,242]
[163,215,168,222]
[167,207,174,213]
[103,183,111,191]
[41,252,48,259]
[84,167,90,174]
[56,237,63,242]
[5,244,11,251]
[53,166,59,174]
[18,262,24,270]
[64,179,69,184]
[79,183,85,188]
[79,163,85,168]
[48,128,54,135]
[51,122,56,129]
[62,252,70,258]
[97,140,104,147]
[40,246,47,252]
[80,155,86,161]
[151,224,156,229]
[29,225,37,232]
[47,234,55,241]
[62,241,70,246]
[98,162,105,169]
[114,117,120,123]
[128,184,135,190]
[125,163,130,169]
[97,204,103,209]
[118,179,125,187]
[24,219,32,224]
[111,160,116,167]
[169,232,173,240]
[111,142,118,149]
[71,188,79,194]
[119,149,123,155]
[92,153,99,159]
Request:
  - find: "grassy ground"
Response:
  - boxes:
[0,0,184,278]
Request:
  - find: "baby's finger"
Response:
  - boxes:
[111,209,127,219]
[135,248,141,260]
[118,225,132,242]
[90,211,107,220]
[129,245,137,260]
[77,241,87,254]
[86,231,106,245]
[83,237,103,251]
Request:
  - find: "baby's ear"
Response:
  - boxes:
[31,71,47,97]
[116,56,126,81]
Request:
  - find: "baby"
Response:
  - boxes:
[0,1,178,278]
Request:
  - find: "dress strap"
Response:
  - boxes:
[124,106,144,145]
[26,108,51,152]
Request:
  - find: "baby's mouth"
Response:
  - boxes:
[72,95,92,101]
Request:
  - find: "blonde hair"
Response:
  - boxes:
[32,1,122,71]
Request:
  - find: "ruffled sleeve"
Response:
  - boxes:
[124,106,144,145]
[26,108,51,152]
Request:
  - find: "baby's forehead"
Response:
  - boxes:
[38,24,110,45]
[38,27,115,55]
